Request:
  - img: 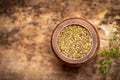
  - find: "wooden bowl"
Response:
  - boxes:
[51,18,100,66]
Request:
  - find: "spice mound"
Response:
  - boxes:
[57,25,92,59]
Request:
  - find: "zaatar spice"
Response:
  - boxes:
[57,25,92,59]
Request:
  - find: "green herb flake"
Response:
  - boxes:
[108,58,112,63]
[110,48,118,56]
[113,36,118,41]
[100,65,109,73]
[99,60,106,65]
[113,31,118,35]
[101,50,109,56]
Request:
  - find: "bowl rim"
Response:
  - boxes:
[51,18,100,64]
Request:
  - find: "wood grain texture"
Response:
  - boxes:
[0,0,120,80]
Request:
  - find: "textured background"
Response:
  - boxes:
[0,0,120,80]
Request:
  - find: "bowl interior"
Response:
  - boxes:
[57,24,93,59]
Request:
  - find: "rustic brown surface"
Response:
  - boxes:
[0,0,120,80]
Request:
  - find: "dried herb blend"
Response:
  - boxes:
[57,25,92,59]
